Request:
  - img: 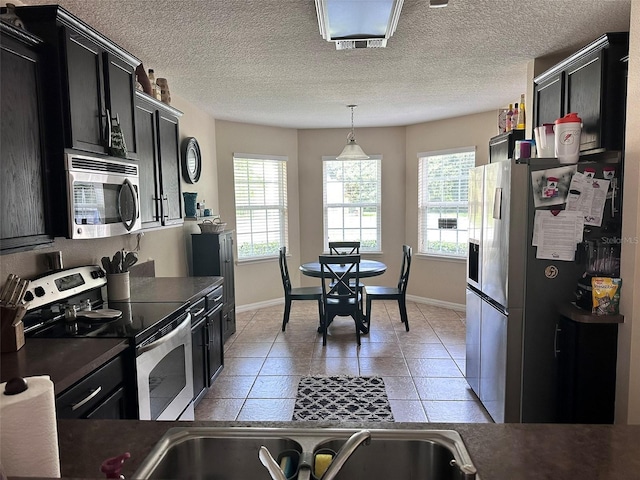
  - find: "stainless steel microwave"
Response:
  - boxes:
[65,153,141,239]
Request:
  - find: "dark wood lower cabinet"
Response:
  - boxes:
[191,287,225,407]
[56,354,129,419]
[556,316,619,424]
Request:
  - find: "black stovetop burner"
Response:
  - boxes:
[25,300,187,345]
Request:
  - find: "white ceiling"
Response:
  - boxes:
[20,0,631,129]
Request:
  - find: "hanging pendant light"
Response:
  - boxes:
[336,105,369,160]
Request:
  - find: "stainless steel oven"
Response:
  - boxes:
[136,309,194,421]
[65,152,141,239]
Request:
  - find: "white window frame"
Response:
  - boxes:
[322,155,382,252]
[418,147,476,258]
[233,153,288,261]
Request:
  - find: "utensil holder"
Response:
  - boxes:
[1,305,26,352]
[107,272,130,301]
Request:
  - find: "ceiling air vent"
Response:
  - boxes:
[336,39,388,50]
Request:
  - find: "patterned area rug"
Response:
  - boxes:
[292,376,394,422]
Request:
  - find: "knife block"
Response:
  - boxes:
[0,306,26,352]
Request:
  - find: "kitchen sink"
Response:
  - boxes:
[133,427,479,479]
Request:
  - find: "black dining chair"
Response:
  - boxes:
[319,254,363,346]
[365,245,412,331]
[328,241,360,255]
[328,241,364,304]
[279,247,323,332]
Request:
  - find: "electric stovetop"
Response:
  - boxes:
[25,300,187,344]
[22,265,187,345]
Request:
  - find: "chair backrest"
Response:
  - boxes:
[319,254,360,302]
[328,241,360,255]
[397,245,412,294]
[278,246,291,293]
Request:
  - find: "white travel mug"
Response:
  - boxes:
[555,113,582,164]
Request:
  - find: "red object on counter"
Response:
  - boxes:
[101,452,130,479]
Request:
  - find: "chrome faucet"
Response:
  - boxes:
[321,429,371,480]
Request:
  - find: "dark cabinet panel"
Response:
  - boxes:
[65,31,105,153]
[135,99,161,227]
[0,23,53,253]
[565,52,602,151]
[191,315,208,406]
[105,53,138,158]
[56,354,129,419]
[134,92,183,228]
[192,232,236,342]
[533,33,628,154]
[158,113,182,224]
[556,316,618,424]
[207,305,224,384]
[533,73,563,127]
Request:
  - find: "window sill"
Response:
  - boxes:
[236,255,277,266]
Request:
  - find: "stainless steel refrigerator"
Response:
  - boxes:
[465,152,622,423]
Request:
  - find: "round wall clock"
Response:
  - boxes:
[181,137,202,183]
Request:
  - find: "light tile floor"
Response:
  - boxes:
[195,300,493,423]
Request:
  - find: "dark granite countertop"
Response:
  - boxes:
[0,338,128,394]
[38,419,639,479]
[129,276,223,304]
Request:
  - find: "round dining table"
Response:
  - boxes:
[299,259,386,335]
[299,259,387,278]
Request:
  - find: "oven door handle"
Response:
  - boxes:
[137,313,190,355]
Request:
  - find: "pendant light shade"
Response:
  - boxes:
[337,105,369,160]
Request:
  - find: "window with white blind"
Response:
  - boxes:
[418,147,475,258]
[233,154,288,260]
[323,156,382,252]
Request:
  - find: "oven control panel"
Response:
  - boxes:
[24,265,106,311]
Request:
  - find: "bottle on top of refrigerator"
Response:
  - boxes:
[506,104,513,132]
[512,103,519,130]
[516,94,526,130]
[148,69,157,98]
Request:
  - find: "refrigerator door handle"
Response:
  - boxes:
[493,187,503,220]
[554,323,562,358]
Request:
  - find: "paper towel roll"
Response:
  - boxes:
[0,375,61,478]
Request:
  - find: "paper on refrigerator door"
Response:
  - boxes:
[532,210,584,261]
[565,172,610,227]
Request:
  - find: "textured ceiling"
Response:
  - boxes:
[20,0,631,129]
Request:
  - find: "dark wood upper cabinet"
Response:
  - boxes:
[533,33,629,154]
[0,22,53,254]
[17,5,139,160]
[134,92,183,228]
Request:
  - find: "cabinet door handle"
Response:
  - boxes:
[106,109,112,147]
[71,386,102,411]
[554,324,562,358]
[192,307,205,317]
[162,195,169,219]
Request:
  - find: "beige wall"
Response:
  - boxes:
[214,120,300,307]
[616,0,640,424]
[297,127,407,292]
[404,112,497,306]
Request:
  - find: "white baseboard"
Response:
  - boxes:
[236,297,284,313]
[405,294,465,312]
[236,295,465,313]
